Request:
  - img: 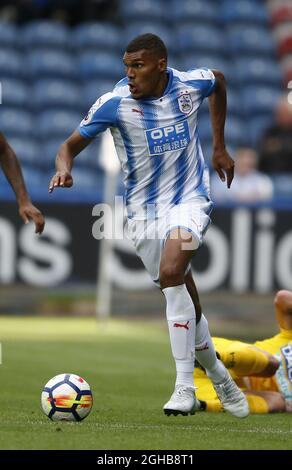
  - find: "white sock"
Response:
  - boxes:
[195,314,226,384]
[163,284,196,388]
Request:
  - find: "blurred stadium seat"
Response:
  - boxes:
[220,0,269,26]
[227,26,277,57]
[0,108,33,137]
[78,52,123,80]
[171,0,218,24]
[73,22,122,52]
[180,54,231,78]
[41,138,102,171]
[120,0,164,22]
[247,115,274,147]
[200,87,240,117]
[37,110,81,139]
[1,79,31,109]
[0,22,19,49]
[177,25,225,55]
[199,113,246,148]
[71,167,104,192]
[41,139,65,170]
[0,3,286,201]
[241,86,282,116]
[33,79,82,111]
[0,49,24,78]
[22,21,71,50]
[82,79,116,109]
[75,143,104,170]
[21,166,44,189]
[8,137,39,166]
[235,58,283,87]
[225,117,247,147]
[27,50,76,80]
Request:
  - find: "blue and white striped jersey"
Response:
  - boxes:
[78,67,216,219]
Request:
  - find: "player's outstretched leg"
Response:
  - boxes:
[160,231,199,417]
[210,368,249,418]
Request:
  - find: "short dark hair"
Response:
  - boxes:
[126,33,167,59]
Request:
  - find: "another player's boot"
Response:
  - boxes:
[212,371,250,418]
[163,385,199,416]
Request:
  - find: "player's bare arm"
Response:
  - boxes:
[209,70,234,188]
[0,133,45,234]
[49,130,92,193]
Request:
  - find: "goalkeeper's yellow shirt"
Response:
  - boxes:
[195,331,292,412]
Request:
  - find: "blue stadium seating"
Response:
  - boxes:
[73,22,122,52]
[227,26,277,57]
[0,22,19,49]
[21,166,44,189]
[1,79,30,109]
[120,0,165,22]
[199,113,246,148]
[27,50,76,80]
[235,57,283,87]
[78,52,123,80]
[0,49,24,78]
[8,137,39,166]
[180,54,231,78]
[177,25,226,55]
[33,79,82,111]
[247,115,274,147]
[199,87,240,117]
[0,108,33,137]
[241,86,282,116]
[22,21,71,50]
[225,117,247,147]
[197,115,213,142]
[71,167,104,192]
[225,89,241,117]
[37,110,81,139]
[171,0,218,24]
[40,139,64,169]
[220,0,269,26]
[82,79,116,109]
[41,138,103,171]
[0,9,286,201]
[75,141,103,170]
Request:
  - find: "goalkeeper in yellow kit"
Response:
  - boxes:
[196,290,292,413]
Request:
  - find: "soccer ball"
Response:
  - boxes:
[41,373,93,422]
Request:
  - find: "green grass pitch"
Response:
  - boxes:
[0,317,291,450]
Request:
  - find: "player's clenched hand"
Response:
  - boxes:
[19,202,45,234]
[48,171,73,193]
[212,148,235,188]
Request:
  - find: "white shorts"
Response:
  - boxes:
[126,197,213,287]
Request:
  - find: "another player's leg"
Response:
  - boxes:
[160,229,199,416]
[216,340,279,377]
[185,271,249,418]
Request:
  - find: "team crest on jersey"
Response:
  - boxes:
[81,96,103,126]
[178,93,193,114]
